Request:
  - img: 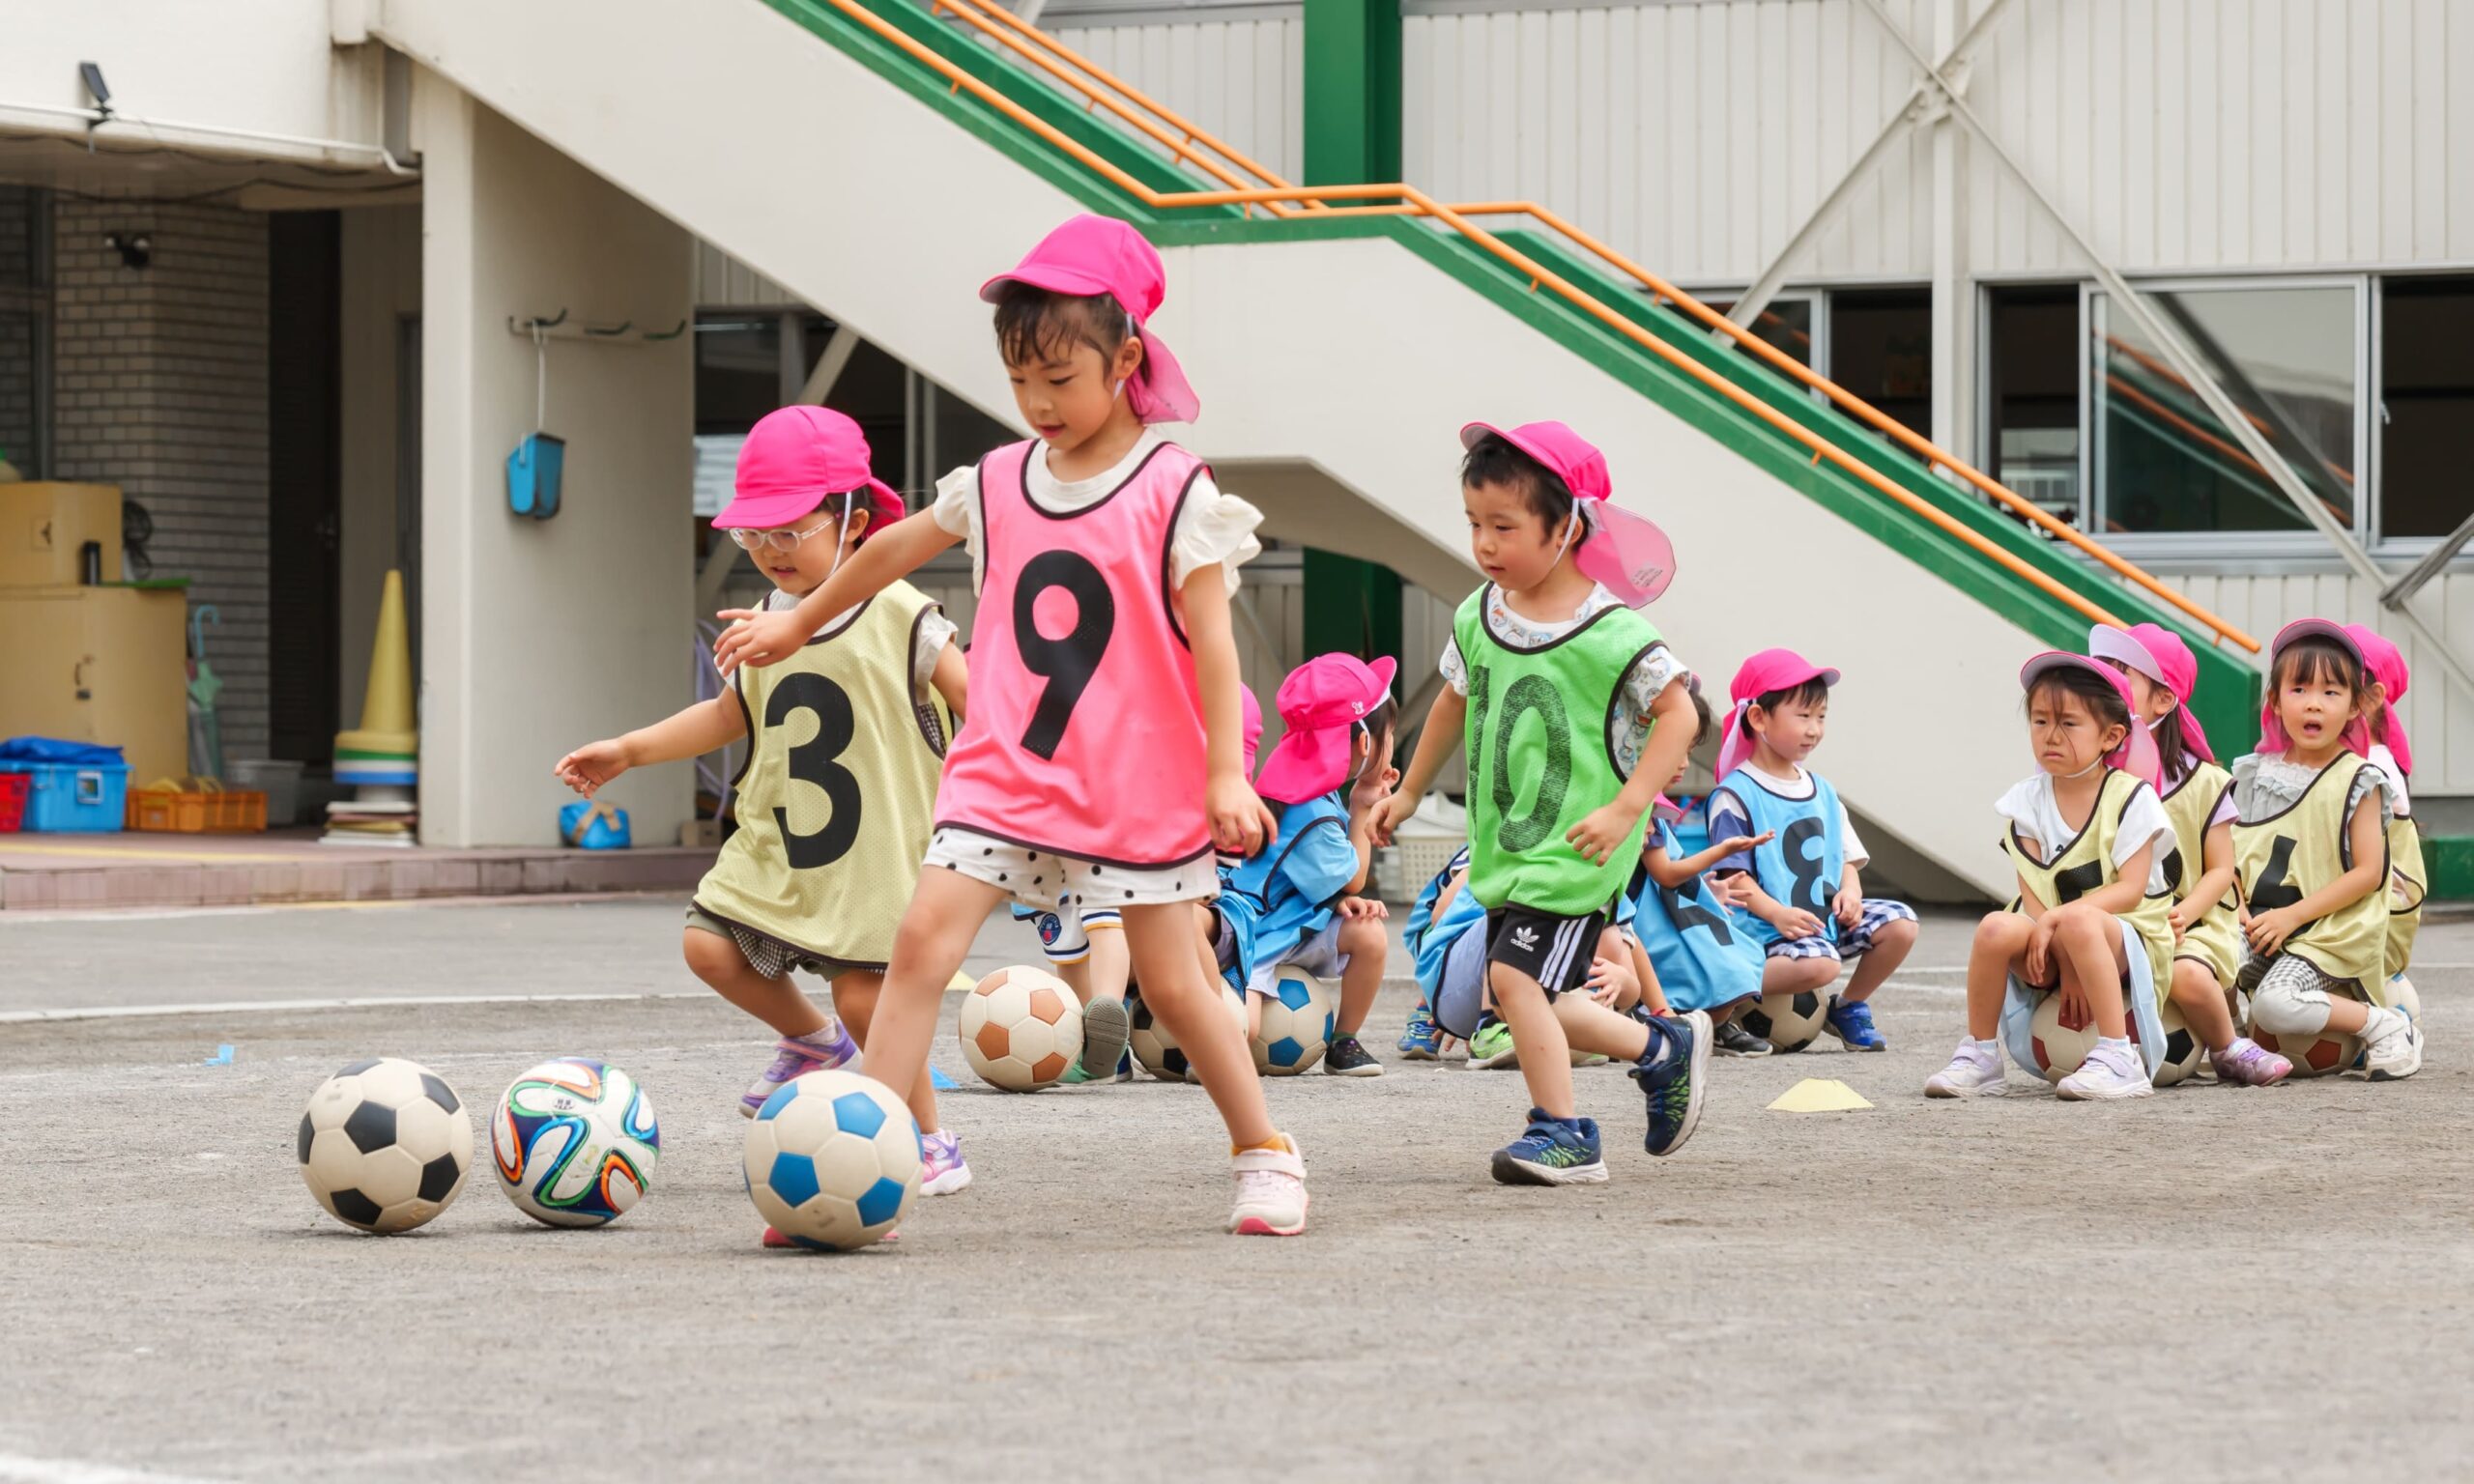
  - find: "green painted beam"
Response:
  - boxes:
[1303,548,1404,671]
[1302,0,1401,186]
[2424,836,2474,902]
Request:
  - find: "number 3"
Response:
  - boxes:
[767,672,862,870]
[1014,551,1115,761]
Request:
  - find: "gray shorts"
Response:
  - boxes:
[685,904,846,982]
[1431,924,1490,1042]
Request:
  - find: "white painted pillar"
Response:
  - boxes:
[412,71,694,847]
[1927,0,1972,464]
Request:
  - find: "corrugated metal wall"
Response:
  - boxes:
[1050,11,1309,183]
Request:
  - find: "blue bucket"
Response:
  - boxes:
[506,432,565,520]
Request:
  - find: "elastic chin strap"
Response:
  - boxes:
[1548,504,1586,568]
[824,496,856,582]
[2059,753,2109,780]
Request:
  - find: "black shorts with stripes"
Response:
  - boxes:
[1482,903,1610,999]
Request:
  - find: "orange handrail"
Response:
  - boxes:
[850,0,2262,651]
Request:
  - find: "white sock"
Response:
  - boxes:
[1968,1036,2001,1060]
[2362,1007,2404,1042]
[2096,1035,2132,1055]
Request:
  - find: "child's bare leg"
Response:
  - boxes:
[1763,952,1840,1004]
[2049,904,2131,1039]
[1087,924,1131,1003]
[1051,956,1094,1001]
[1247,989,1266,1040]
[683,928,830,1038]
[2168,959,2239,1051]
[1333,917,1388,1038]
[1555,993,1652,1061]
[1124,903,1277,1147]
[865,868,1007,1136]
[1490,960,1575,1119]
[831,969,938,1131]
[1967,911,2034,1040]
[2320,992,2373,1037]
[1840,915,1916,1004]
[1620,930,1664,1014]
[1192,904,1225,996]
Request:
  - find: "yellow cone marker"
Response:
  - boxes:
[1767,1077,1874,1113]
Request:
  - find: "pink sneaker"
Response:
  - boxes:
[920,1130,972,1195]
[740,1024,859,1117]
[2211,1039,2291,1087]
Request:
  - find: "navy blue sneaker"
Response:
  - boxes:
[1826,996,1886,1052]
[1630,1009,1712,1156]
[1396,1004,1444,1061]
[1489,1110,1607,1185]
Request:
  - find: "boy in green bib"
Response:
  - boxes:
[556,407,975,1225]
[1379,420,1708,1185]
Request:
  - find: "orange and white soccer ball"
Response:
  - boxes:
[960,965,1083,1092]
[2253,1022,2362,1077]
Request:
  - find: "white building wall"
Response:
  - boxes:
[1046,8,1309,183]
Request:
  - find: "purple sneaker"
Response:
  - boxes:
[739,1024,859,1117]
[920,1130,972,1195]
[2211,1038,2291,1088]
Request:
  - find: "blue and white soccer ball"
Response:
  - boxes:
[491,1058,661,1228]
[1250,967,1336,1075]
[743,1070,921,1251]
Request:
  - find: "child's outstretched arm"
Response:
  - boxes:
[1181,569,1278,856]
[1568,678,1693,865]
[554,694,745,797]
[1375,688,1468,843]
[714,511,959,676]
[2246,793,2386,956]
[1643,828,1775,888]
[2169,819,2236,941]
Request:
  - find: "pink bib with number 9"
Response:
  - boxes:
[934,438,1214,870]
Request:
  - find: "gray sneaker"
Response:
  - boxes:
[1078,995,1132,1080]
[1322,1035,1382,1076]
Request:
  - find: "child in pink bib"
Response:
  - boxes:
[715,214,1310,1237]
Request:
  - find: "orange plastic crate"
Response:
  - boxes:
[126,787,268,834]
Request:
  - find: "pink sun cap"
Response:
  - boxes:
[2021,650,2162,789]
[1240,683,1265,777]
[1459,420,1676,608]
[980,214,1199,425]
[2258,618,2373,759]
[1252,654,1398,805]
[715,406,906,534]
[2345,623,2412,777]
[2086,622,2214,765]
[1714,648,1843,780]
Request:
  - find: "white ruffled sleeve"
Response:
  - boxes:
[1167,471,1263,597]
[930,464,982,589]
[1994,775,2047,835]
[912,607,959,691]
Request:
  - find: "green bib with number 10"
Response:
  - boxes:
[1457,585,1664,916]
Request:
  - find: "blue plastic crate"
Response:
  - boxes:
[0,760,129,833]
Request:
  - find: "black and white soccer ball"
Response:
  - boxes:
[1742,990,1828,1053]
[299,1058,475,1234]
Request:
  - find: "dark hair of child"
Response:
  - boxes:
[1459,433,1575,530]
[1738,678,1832,739]
[990,280,1134,370]
[2269,636,2373,719]
[2025,665,2133,742]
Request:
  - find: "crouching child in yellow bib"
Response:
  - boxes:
[1926,653,2175,1100]
[554,407,972,1219]
[2229,620,2420,1081]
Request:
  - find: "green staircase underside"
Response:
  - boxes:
[765,0,2264,752]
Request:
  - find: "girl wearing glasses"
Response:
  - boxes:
[555,405,973,1234]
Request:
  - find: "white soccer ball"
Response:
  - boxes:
[2253,1021,2362,1077]
[298,1057,475,1234]
[1742,989,1828,1053]
[490,1058,661,1227]
[1250,967,1336,1075]
[2150,1001,2205,1088]
[1131,981,1247,1081]
[960,965,1083,1092]
[743,1070,921,1251]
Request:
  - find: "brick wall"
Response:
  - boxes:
[50,199,272,763]
[0,188,37,473]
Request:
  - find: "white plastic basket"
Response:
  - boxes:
[1380,792,1468,899]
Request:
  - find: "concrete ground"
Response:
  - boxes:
[2,898,2470,1483]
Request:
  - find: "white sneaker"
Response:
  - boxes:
[2363,1010,2424,1081]
[2056,1043,2153,1100]
[1227,1136,1308,1237]
[1924,1040,2005,1099]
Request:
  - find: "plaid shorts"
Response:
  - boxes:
[1765,898,1917,962]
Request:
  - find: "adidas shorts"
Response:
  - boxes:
[1484,903,1609,1000]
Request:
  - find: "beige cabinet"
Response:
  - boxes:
[0,585,187,784]
[0,483,124,587]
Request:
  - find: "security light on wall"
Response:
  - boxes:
[104,233,150,269]
[78,62,112,121]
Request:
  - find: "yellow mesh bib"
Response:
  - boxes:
[2159,760,2241,987]
[693,582,950,969]
[2232,754,2389,993]
[2386,813,2426,979]
[1999,768,2173,990]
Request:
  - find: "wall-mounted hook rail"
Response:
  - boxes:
[503,309,687,345]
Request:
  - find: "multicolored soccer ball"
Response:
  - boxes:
[490,1058,660,1227]
[298,1058,474,1234]
[959,965,1083,1092]
[1250,968,1336,1075]
[744,1070,920,1251]
[1130,981,1247,1081]
[1742,990,1827,1053]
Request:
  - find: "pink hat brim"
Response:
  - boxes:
[1125,326,1198,425]
[2086,623,2214,765]
[2022,651,2161,790]
[711,477,905,535]
[1574,499,1676,608]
